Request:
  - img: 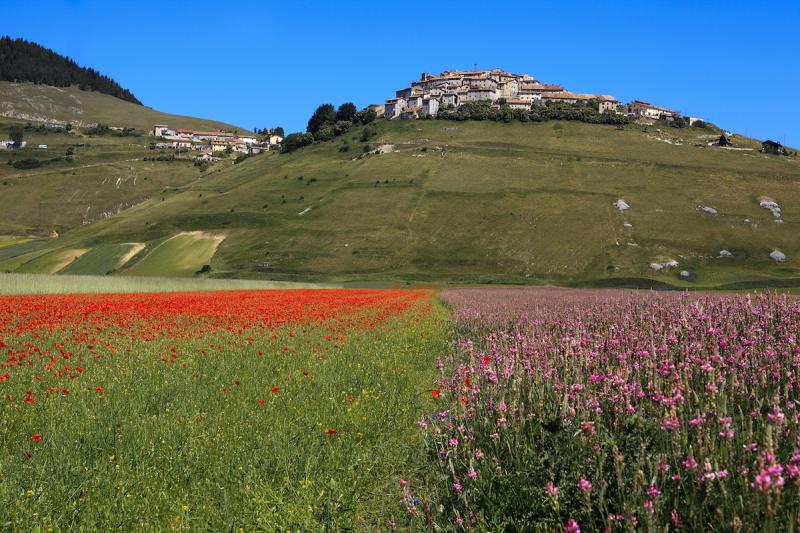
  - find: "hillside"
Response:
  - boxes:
[2,118,799,288]
[0,81,248,132]
[0,115,232,236]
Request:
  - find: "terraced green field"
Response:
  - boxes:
[123,232,225,277]
[13,247,87,274]
[59,243,144,275]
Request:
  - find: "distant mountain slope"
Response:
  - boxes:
[0,81,247,132]
[10,118,798,288]
[0,36,140,104]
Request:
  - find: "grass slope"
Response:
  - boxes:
[4,119,800,286]
[0,119,223,235]
[123,231,225,277]
[0,81,248,132]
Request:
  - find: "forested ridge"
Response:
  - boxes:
[0,36,141,104]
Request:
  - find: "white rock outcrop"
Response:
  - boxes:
[770,250,786,262]
[614,199,630,211]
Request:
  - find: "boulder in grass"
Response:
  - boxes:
[679,270,691,280]
[718,249,733,258]
[614,199,630,211]
[649,263,664,271]
[770,250,786,262]
[700,206,718,215]
[759,198,782,218]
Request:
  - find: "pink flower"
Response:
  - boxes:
[453,482,462,492]
[752,464,785,493]
[661,415,680,431]
[545,481,559,499]
[577,476,592,493]
[468,468,478,479]
[565,518,581,533]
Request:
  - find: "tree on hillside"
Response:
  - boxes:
[9,125,24,146]
[307,104,336,134]
[354,107,377,125]
[281,132,314,153]
[336,102,357,123]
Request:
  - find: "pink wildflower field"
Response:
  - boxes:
[401,288,800,531]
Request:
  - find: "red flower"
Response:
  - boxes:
[431,389,441,399]
[30,434,42,443]
[96,387,104,394]
[259,399,266,406]
[325,428,337,435]
[347,396,354,402]
[271,387,280,393]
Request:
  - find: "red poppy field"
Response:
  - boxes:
[0,289,446,530]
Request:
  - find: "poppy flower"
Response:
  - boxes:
[271,387,280,393]
[30,434,42,443]
[259,399,265,406]
[325,428,337,435]
[96,387,104,394]
[431,389,441,399]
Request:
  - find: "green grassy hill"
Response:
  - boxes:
[0,81,248,132]
[0,118,216,235]
[2,118,799,287]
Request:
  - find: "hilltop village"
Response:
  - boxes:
[383,68,696,123]
[151,125,284,160]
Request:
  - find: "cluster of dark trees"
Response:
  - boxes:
[282,103,377,153]
[255,126,284,137]
[85,124,139,136]
[7,155,66,170]
[436,100,630,125]
[0,36,141,104]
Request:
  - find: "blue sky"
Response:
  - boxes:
[2,0,798,145]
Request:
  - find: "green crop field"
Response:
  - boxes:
[0,273,338,294]
[13,247,87,274]
[123,232,225,277]
[59,243,144,275]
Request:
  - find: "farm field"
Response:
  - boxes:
[0,288,445,530]
[402,288,800,530]
[0,273,339,294]
[2,283,799,530]
[123,232,225,277]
